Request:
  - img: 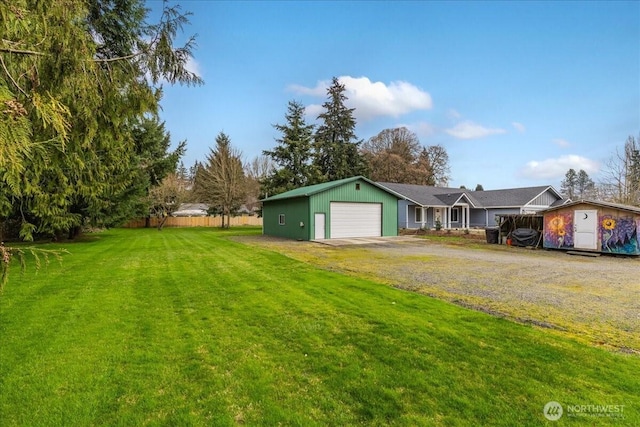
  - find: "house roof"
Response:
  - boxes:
[377,182,563,208]
[541,199,640,215]
[177,203,209,211]
[262,176,404,202]
[377,182,464,206]
[466,185,561,208]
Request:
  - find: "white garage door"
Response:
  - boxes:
[330,202,382,238]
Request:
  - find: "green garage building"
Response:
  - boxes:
[262,176,401,241]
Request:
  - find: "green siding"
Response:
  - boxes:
[309,179,398,238]
[263,177,399,241]
[262,197,310,240]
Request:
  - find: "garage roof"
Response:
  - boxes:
[262,176,404,202]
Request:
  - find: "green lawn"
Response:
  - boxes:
[1,228,638,426]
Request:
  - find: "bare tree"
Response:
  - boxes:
[244,155,274,213]
[415,145,451,186]
[361,128,451,185]
[362,127,421,183]
[148,173,187,230]
[598,136,640,206]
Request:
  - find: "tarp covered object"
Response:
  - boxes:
[511,228,540,247]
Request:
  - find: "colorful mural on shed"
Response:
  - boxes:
[542,200,640,255]
[599,215,639,254]
[544,212,573,249]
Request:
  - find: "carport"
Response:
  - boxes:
[495,214,544,246]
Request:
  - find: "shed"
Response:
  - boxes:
[541,200,640,255]
[262,176,401,241]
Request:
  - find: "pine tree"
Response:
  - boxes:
[194,133,246,228]
[263,100,318,195]
[313,77,368,182]
[575,169,595,199]
[560,169,578,199]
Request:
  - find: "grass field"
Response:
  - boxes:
[1,227,638,426]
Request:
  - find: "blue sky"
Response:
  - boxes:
[150,0,639,190]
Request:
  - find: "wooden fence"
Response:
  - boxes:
[123,216,263,228]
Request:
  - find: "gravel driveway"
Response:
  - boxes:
[238,235,640,354]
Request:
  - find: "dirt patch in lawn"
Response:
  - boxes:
[235,235,640,354]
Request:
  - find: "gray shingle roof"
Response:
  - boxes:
[466,186,558,208]
[377,182,464,206]
[377,182,563,208]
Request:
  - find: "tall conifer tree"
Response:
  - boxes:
[313,77,368,182]
[263,100,317,195]
[0,0,201,240]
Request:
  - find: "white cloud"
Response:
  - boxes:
[512,122,526,133]
[290,76,432,121]
[521,155,600,180]
[447,109,462,120]
[304,103,324,119]
[444,121,507,140]
[185,57,203,78]
[288,83,325,97]
[552,138,571,148]
[397,121,436,138]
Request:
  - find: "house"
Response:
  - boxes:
[172,203,209,217]
[377,182,566,229]
[261,176,402,240]
[541,200,640,255]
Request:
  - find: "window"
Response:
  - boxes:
[415,206,423,222]
[355,183,361,190]
[451,208,459,222]
[278,214,285,225]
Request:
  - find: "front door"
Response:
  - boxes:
[574,210,598,250]
[314,213,325,240]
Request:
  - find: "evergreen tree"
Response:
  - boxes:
[262,100,318,195]
[0,0,201,240]
[560,168,578,199]
[177,161,189,184]
[475,184,484,191]
[313,77,367,182]
[575,169,595,199]
[128,116,185,229]
[194,132,246,228]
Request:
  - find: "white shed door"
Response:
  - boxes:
[314,213,326,240]
[330,202,382,238]
[574,210,598,250]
